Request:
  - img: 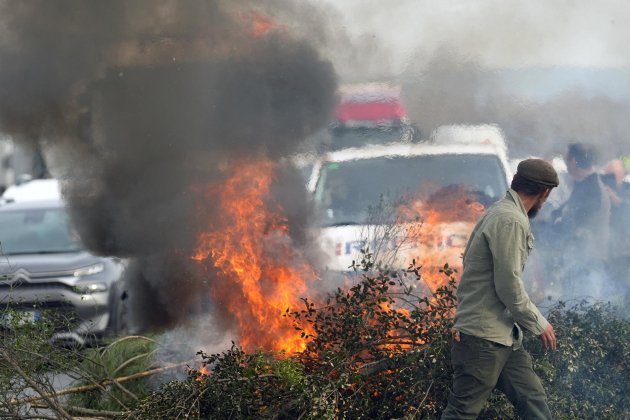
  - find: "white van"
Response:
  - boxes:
[309,142,512,280]
[430,124,508,154]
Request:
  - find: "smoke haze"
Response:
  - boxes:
[322,0,630,159]
[401,54,630,159]
[1,0,630,340]
[0,0,337,332]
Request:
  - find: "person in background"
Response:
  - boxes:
[552,143,611,300]
[601,158,630,314]
[600,159,626,198]
[441,159,558,420]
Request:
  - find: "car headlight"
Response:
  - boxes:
[73,263,105,278]
[75,282,108,294]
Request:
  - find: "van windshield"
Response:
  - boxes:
[328,125,413,150]
[314,154,507,226]
[0,207,83,255]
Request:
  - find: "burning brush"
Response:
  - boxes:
[192,158,318,353]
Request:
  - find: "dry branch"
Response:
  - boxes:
[63,404,122,418]
[30,401,122,418]
[8,362,190,407]
[358,357,395,377]
[0,347,73,420]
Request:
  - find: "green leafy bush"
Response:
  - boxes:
[481,300,630,419]
[126,261,458,419]
[0,306,84,419]
[288,261,457,419]
[124,261,630,419]
[4,254,626,418]
[530,301,627,418]
[1,309,165,417]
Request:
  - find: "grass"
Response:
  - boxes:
[67,335,159,412]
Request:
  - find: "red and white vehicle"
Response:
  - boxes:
[325,83,417,151]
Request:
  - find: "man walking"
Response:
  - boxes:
[441,159,558,419]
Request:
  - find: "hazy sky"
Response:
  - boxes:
[319,0,630,71]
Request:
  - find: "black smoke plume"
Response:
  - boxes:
[0,0,337,332]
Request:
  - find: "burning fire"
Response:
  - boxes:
[396,186,486,292]
[241,11,280,38]
[192,158,317,353]
[189,168,484,356]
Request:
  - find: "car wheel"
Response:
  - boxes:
[108,285,129,336]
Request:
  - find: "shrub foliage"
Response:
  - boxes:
[126,259,630,419]
[126,259,457,419]
[6,256,625,418]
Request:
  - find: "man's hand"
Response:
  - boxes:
[539,323,557,350]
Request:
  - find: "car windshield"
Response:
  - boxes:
[328,125,413,150]
[314,153,507,226]
[0,207,83,255]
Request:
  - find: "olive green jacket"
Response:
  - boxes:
[453,189,549,346]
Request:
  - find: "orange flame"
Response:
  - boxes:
[239,11,279,38]
[192,158,316,353]
[197,365,211,379]
[396,186,486,292]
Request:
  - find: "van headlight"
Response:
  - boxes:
[73,263,105,278]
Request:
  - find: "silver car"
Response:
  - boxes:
[0,199,126,345]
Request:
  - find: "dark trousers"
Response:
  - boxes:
[441,333,552,420]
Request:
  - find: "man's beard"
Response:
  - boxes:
[528,201,542,219]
